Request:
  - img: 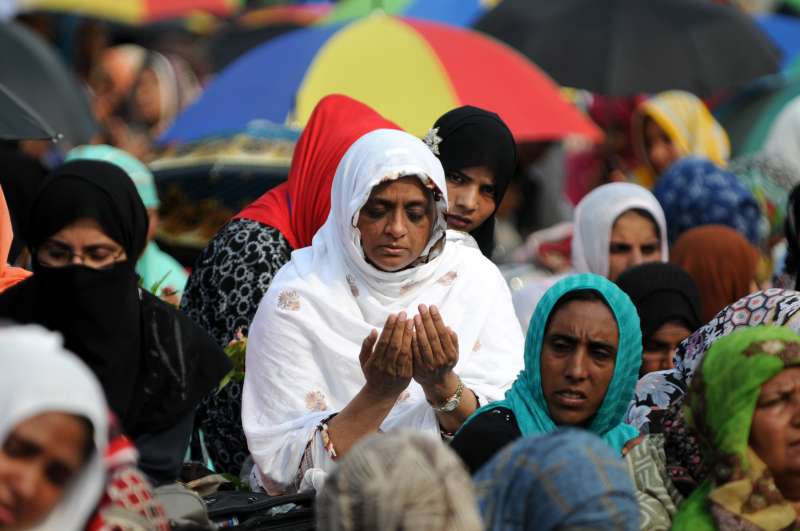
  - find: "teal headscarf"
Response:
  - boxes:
[463,274,642,453]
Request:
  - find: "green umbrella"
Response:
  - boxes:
[715,63,800,156]
[321,0,411,24]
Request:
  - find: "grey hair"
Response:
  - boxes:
[315,430,482,531]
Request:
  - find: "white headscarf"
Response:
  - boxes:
[571,182,668,277]
[511,183,668,331]
[764,95,800,175]
[0,325,108,531]
[242,129,524,491]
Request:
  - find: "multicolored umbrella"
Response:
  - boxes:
[322,0,495,27]
[162,13,601,144]
[16,0,242,25]
[238,3,333,27]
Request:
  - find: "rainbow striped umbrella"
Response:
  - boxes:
[322,0,495,27]
[162,13,601,144]
[16,0,242,25]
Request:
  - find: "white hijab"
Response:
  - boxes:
[764,95,800,174]
[572,182,668,277]
[512,182,668,331]
[243,129,524,490]
[0,325,108,531]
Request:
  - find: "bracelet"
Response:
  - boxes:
[317,415,338,461]
[428,376,464,413]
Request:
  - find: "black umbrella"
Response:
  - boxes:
[0,83,56,141]
[475,0,782,97]
[0,21,97,145]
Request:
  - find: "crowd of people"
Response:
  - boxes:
[5,6,800,531]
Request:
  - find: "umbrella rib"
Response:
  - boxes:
[0,82,57,140]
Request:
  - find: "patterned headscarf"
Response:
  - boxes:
[316,431,482,531]
[654,157,762,246]
[627,289,800,435]
[673,326,800,531]
[475,429,640,531]
[628,291,800,502]
[463,273,642,453]
[633,91,730,187]
[729,153,800,247]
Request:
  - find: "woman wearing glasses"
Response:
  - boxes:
[0,159,230,485]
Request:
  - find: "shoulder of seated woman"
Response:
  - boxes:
[466,407,520,434]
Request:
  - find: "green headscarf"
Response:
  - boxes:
[673,326,800,531]
[461,273,642,453]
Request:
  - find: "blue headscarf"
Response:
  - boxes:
[474,429,640,531]
[654,157,762,245]
[461,273,642,453]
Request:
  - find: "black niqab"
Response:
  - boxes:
[0,160,229,436]
[432,106,517,258]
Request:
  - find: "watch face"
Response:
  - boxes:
[440,399,459,412]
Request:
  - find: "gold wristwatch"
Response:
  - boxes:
[429,377,464,413]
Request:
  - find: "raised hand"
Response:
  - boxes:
[359,312,414,400]
[411,304,459,388]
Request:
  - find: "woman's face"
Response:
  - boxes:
[36,218,127,270]
[445,165,496,233]
[607,210,662,281]
[134,68,161,126]
[643,117,680,176]
[0,413,91,529]
[640,321,692,376]
[356,176,434,272]
[751,367,800,498]
[540,299,619,427]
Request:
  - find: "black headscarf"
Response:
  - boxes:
[0,160,229,436]
[431,106,517,258]
[615,262,702,341]
[785,183,800,290]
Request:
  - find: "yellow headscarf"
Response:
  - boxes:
[633,91,730,188]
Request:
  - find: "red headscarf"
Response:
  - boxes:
[235,94,400,249]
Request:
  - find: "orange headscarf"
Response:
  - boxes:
[0,185,31,293]
[671,225,757,323]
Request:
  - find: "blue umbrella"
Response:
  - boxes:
[756,13,800,70]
